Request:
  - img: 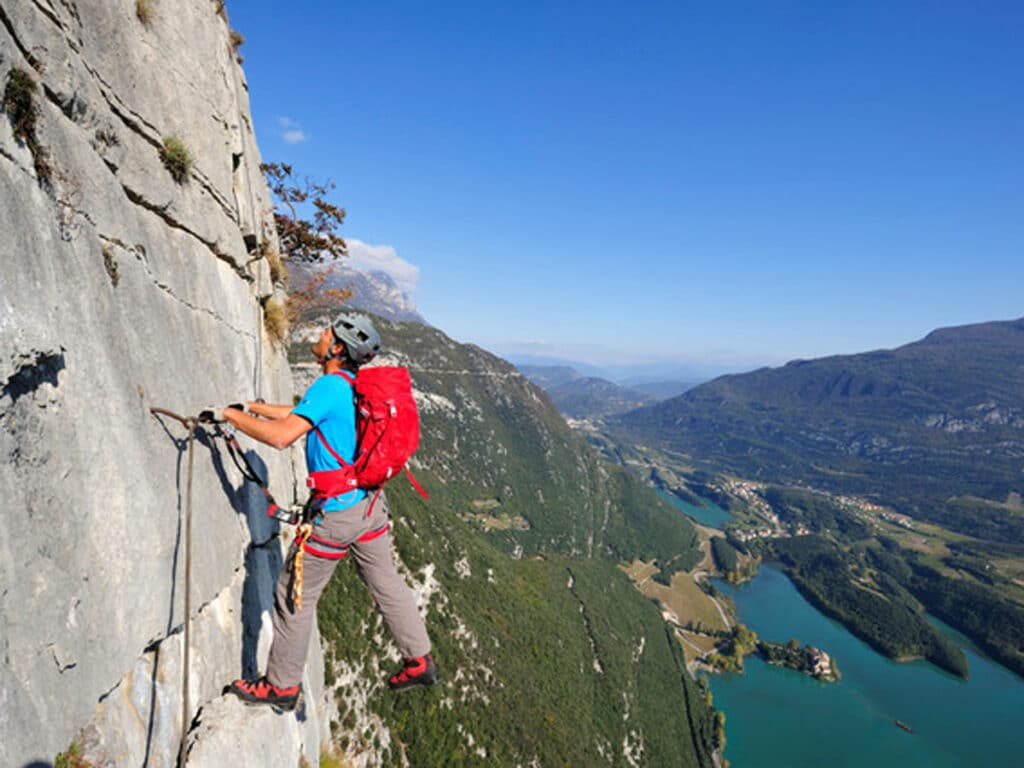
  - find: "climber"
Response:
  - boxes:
[211,312,438,712]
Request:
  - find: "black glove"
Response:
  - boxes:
[198,403,245,423]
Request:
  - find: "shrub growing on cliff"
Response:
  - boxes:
[260,161,354,326]
[102,245,120,287]
[259,239,287,285]
[3,66,52,185]
[159,136,192,183]
[54,741,94,768]
[4,67,37,140]
[263,299,288,345]
[229,29,245,63]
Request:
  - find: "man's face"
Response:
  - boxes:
[312,326,335,361]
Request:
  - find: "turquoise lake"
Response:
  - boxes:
[709,564,1024,767]
[658,489,733,528]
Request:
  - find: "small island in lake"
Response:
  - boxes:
[758,638,840,682]
[702,626,840,683]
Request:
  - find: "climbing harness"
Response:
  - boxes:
[148,407,197,768]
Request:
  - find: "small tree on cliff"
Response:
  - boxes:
[260,161,352,325]
[261,161,347,263]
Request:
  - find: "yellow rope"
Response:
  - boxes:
[292,522,314,612]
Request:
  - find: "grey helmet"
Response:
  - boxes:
[332,312,381,365]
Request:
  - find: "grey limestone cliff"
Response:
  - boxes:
[1,2,327,766]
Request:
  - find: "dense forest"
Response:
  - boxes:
[767,535,969,678]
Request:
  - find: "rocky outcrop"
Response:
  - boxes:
[1,2,326,766]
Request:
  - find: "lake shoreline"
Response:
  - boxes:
[707,563,1023,767]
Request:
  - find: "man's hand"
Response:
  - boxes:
[198,403,245,423]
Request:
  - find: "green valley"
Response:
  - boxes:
[606,318,1024,679]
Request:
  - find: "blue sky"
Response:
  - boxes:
[229,1,1022,373]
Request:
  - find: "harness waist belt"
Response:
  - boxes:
[301,523,390,560]
[307,467,357,499]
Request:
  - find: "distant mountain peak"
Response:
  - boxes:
[287,260,427,324]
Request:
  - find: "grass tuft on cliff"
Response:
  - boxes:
[159,135,192,183]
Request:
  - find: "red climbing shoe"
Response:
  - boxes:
[389,654,439,691]
[225,676,300,711]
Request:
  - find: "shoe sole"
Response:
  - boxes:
[227,687,301,713]
[389,673,440,693]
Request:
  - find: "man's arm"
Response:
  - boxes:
[246,401,294,420]
[223,408,312,450]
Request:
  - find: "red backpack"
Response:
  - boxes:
[306,367,428,507]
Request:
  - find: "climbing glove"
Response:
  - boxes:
[198,403,245,423]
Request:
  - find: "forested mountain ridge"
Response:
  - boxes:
[291,318,717,767]
[517,364,658,419]
[614,317,1024,533]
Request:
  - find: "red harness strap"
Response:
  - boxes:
[301,522,390,559]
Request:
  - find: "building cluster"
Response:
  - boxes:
[808,646,834,679]
[835,494,886,514]
[879,512,915,529]
[732,527,777,543]
[721,479,779,525]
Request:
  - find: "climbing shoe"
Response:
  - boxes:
[389,654,439,692]
[225,676,300,712]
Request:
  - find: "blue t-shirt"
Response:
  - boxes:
[292,373,366,512]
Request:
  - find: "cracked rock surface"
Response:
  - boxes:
[0,2,325,765]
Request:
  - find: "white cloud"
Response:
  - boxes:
[277,116,308,144]
[346,238,420,295]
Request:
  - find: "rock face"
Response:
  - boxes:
[1,2,325,766]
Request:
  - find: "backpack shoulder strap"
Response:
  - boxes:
[314,427,350,468]
[314,370,357,468]
[330,370,356,385]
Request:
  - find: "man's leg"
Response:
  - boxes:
[349,496,435,689]
[228,532,344,708]
[266,538,345,688]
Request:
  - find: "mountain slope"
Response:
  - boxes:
[291,318,716,767]
[289,261,426,323]
[519,364,657,420]
[615,318,1024,535]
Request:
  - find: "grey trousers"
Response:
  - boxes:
[265,491,432,688]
